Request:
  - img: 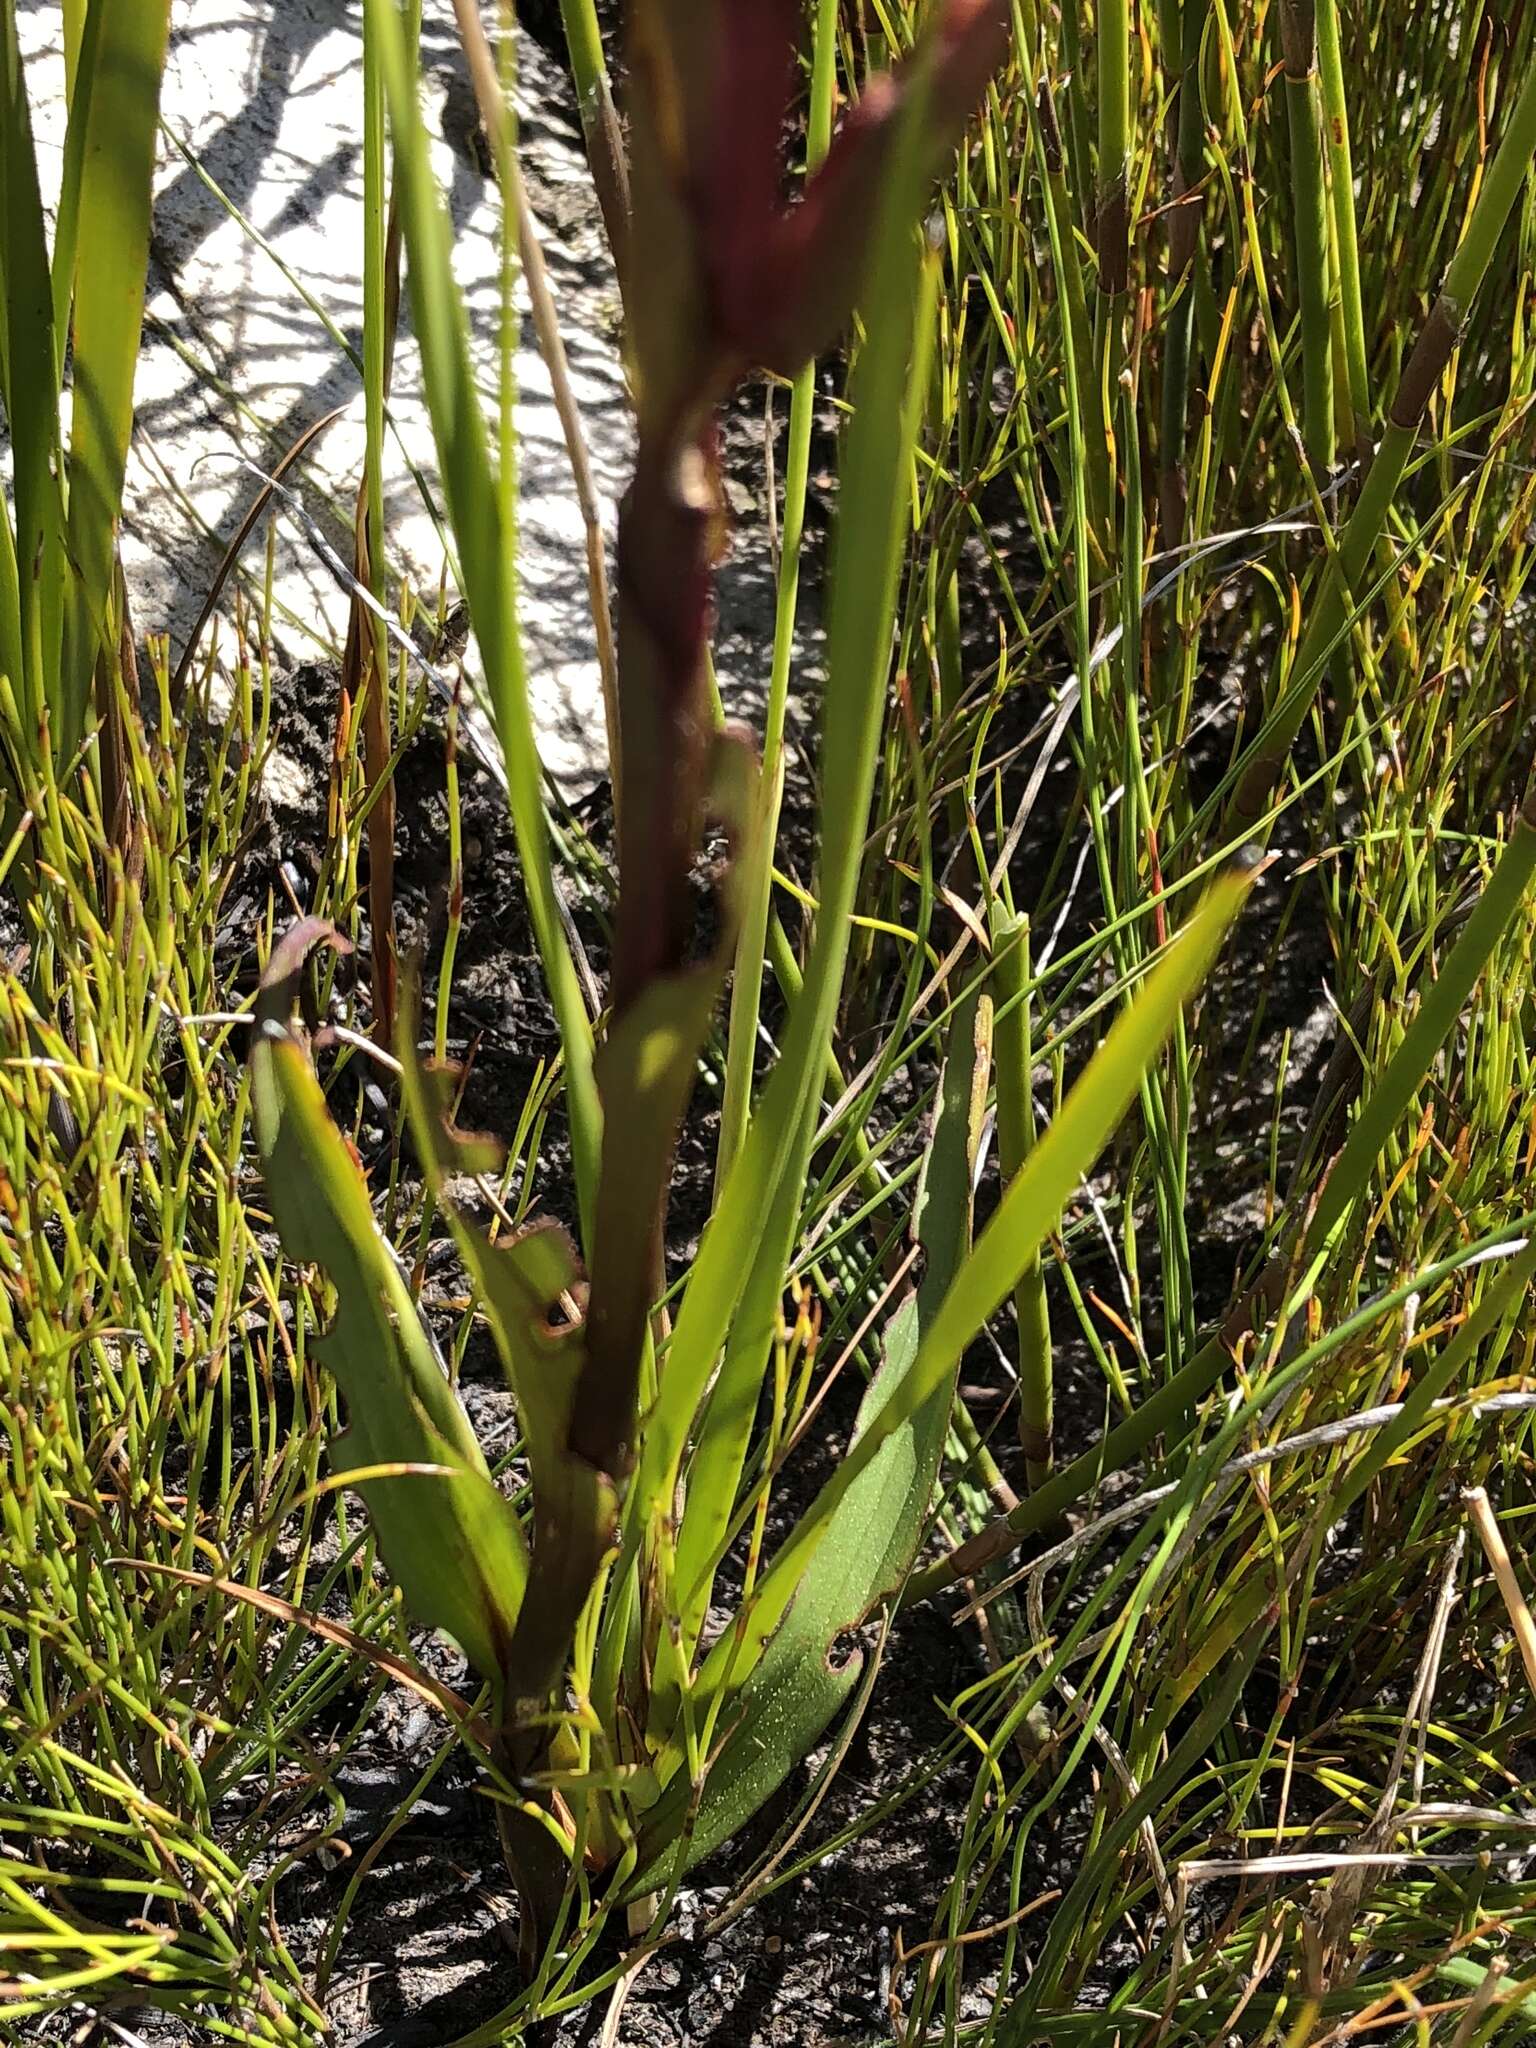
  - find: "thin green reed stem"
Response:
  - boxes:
[556,0,629,274]
[1227,44,1536,839]
[1119,351,1194,1376]
[1015,0,1117,932]
[1012,0,1105,556]
[361,27,388,627]
[991,910,1054,1487]
[1095,0,1131,299]
[1314,0,1369,455]
[357,0,399,1048]
[1156,0,1208,543]
[1278,0,1334,474]
[716,0,838,1195]
[1092,0,1130,570]
[557,0,604,87]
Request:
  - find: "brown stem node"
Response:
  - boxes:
[1096,175,1130,296]
[1390,294,1464,432]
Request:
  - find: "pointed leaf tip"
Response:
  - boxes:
[744,0,1009,373]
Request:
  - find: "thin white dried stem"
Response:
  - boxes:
[1180,1849,1500,1881]
[1409,1530,1466,1838]
[1309,1528,1463,1974]
[1449,1956,1507,2048]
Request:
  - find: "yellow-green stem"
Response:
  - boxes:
[991,909,1053,1487]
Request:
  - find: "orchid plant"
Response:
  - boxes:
[251,0,1253,1964]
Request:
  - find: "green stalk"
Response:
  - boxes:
[1156,0,1208,541]
[435,693,464,1064]
[1021,8,1120,944]
[1039,72,1108,559]
[1012,0,1106,559]
[1227,47,1536,841]
[716,0,838,1192]
[355,0,400,1046]
[1314,0,1370,456]
[1095,0,1131,301]
[1092,0,1129,567]
[361,29,389,648]
[991,910,1053,1488]
[557,0,629,275]
[1277,0,1334,474]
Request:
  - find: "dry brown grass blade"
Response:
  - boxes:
[1463,1486,1536,1703]
[342,492,398,1050]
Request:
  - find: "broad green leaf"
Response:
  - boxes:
[59,0,171,753]
[251,925,528,1692]
[47,0,102,365]
[636,986,992,1877]
[0,0,65,723]
[674,862,1253,1751]
[632,1300,921,1888]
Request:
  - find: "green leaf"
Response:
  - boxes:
[59,0,172,752]
[674,861,1253,1754]
[0,0,65,723]
[251,924,528,1693]
[633,1301,919,1888]
[635,985,992,1881]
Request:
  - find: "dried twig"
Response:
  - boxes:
[1464,1485,1536,1704]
